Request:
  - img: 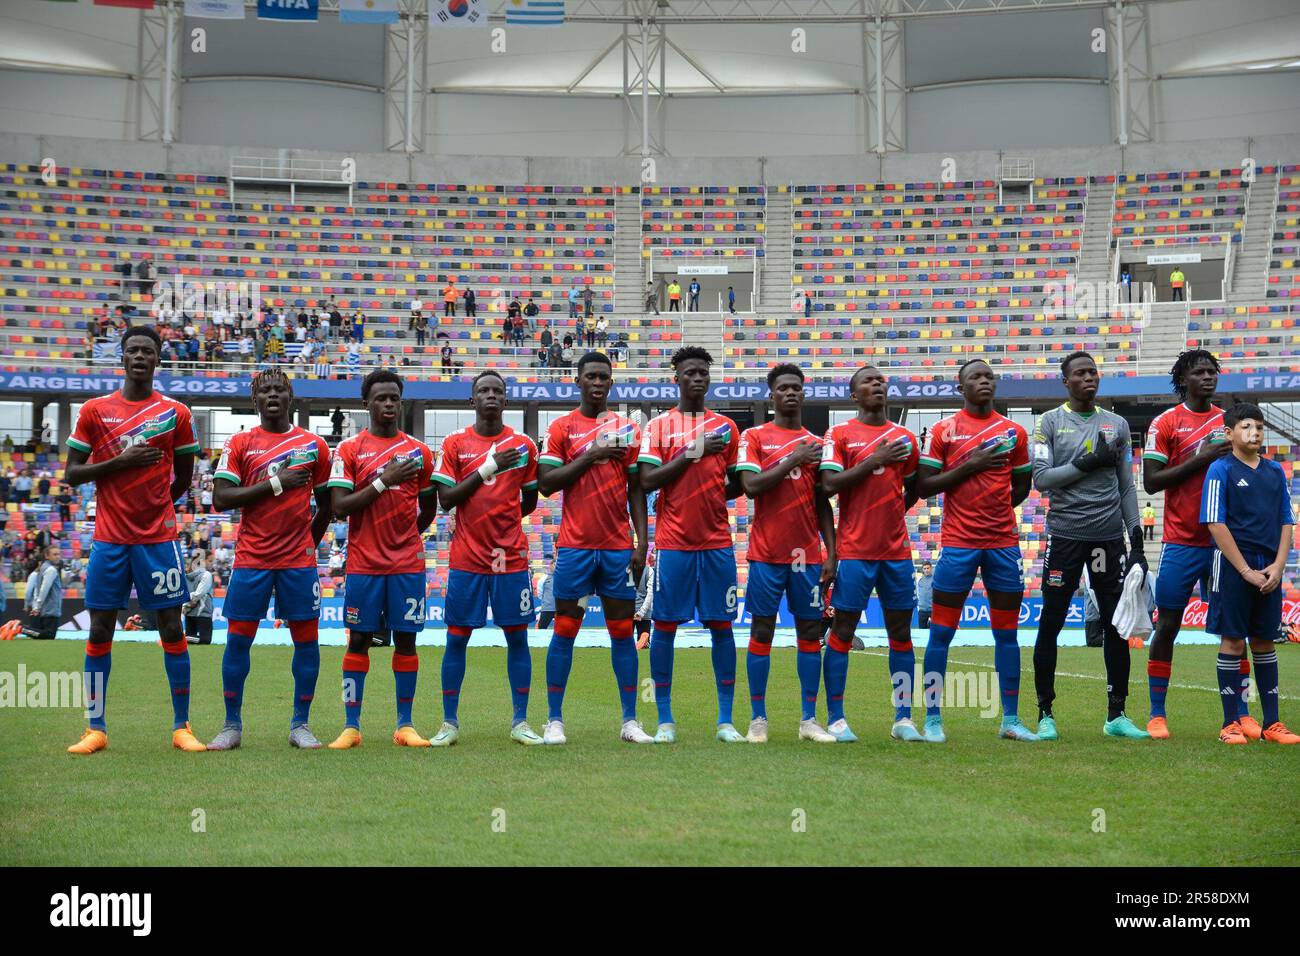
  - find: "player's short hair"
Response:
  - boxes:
[250,366,293,397]
[121,325,162,356]
[957,358,991,381]
[575,351,613,377]
[671,345,713,369]
[1169,349,1220,398]
[471,369,506,392]
[1224,402,1264,428]
[848,364,879,391]
[767,363,804,390]
[361,367,403,401]
[1060,351,1094,376]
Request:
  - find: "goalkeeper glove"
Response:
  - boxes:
[1128,524,1148,573]
[1072,435,1120,473]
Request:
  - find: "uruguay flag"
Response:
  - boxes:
[340,0,399,24]
[257,0,319,22]
[184,0,244,18]
[505,0,564,27]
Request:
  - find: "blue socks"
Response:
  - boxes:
[504,626,531,725]
[290,640,318,727]
[1254,650,1279,727]
[823,633,851,725]
[991,628,1022,720]
[393,648,418,730]
[607,619,638,722]
[796,638,822,721]
[649,622,677,725]
[888,638,915,721]
[1217,652,1241,727]
[161,639,191,730]
[84,641,111,731]
[924,609,960,718]
[441,627,471,724]
[342,652,369,729]
[221,631,253,727]
[707,623,737,726]
[545,615,582,722]
[746,637,772,721]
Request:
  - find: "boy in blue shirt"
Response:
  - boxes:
[1200,403,1298,745]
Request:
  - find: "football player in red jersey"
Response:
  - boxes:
[915,359,1037,743]
[326,369,438,749]
[537,351,653,745]
[638,346,744,744]
[431,370,543,746]
[64,326,204,753]
[736,363,837,744]
[209,367,332,750]
[819,365,921,743]
[1141,349,1243,739]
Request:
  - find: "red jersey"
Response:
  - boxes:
[736,422,824,565]
[820,419,919,561]
[638,408,738,551]
[432,424,538,574]
[919,409,1030,550]
[327,430,434,575]
[67,390,200,545]
[540,409,640,551]
[1143,403,1226,547]
[215,426,331,570]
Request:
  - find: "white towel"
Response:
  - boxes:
[1112,563,1154,642]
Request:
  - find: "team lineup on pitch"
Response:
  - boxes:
[54,329,1298,754]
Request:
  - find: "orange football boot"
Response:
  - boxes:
[1238,715,1263,741]
[1262,721,1300,744]
[1146,716,1170,739]
[328,727,362,749]
[172,722,207,752]
[67,728,108,755]
[393,725,431,747]
[1218,722,1248,745]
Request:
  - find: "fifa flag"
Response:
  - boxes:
[257,0,319,21]
[429,0,487,28]
[184,0,245,18]
[340,0,399,24]
[505,0,564,27]
[92,0,155,7]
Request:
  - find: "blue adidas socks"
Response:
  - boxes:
[1253,649,1279,727]
[84,640,112,731]
[1217,652,1242,727]
[649,621,677,725]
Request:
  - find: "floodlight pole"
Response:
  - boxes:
[873,15,885,156]
[405,15,415,153]
[1115,0,1128,146]
[162,0,175,144]
[640,16,650,158]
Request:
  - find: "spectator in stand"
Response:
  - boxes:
[295,340,315,366]
[728,286,737,314]
[568,284,582,319]
[442,280,459,317]
[118,256,134,297]
[1169,267,1186,302]
[136,255,157,296]
[688,278,701,312]
[199,476,214,514]
[560,335,575,369]
[915,560,934,630]
[667,279,682,312]
[582,286,595,319]
[463,288,477,318]
[213,542,233,575]
[14,471,33,504]
[507,296,523,322]
[645,280,660,315]
[547,340,563,371]
[1142,502,1157,541]
[441,341,455,372]
[540,322,553,352]
[410,295,424,331]
[186,334,200,371]
[510,312,526,347]
[182,556,214,645]
[266,328,285,364]
[331,407,345,439]
[195,450,211,478]
[352,310,365,343]
[584,311,598,348]
[297,308,309,332]
[804,290,813,317]
[524,297,540,330]
[36,472,52,501]
[240,333,255,364]
[415,312,429,347]
[55,484,73,522]
[328,546,345,577]
[329,305,342,340]
[596,315,609,349]
[341,312,353,342]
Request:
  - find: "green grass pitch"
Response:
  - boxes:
[1,639,1297,866]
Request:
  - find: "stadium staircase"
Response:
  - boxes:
[612,186,644,317]
[1076,176,1116,289]
[1141,300,1193,374]
[1228,167,1278,301]
[679,308,724,357]
[758,186,793,313]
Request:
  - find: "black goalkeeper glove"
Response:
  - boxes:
[1128,524,1148,573]
[1072,434,1120,473]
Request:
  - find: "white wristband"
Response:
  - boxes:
[269,474,283,496]
[477,458,499,481]
[371,477,387,494]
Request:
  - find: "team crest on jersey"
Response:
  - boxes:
[345,605,361,625]
[1048,570,1064,588]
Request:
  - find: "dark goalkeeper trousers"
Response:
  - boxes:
[1033,536,1129,717]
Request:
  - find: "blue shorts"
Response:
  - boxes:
[933,546,1024,595]
[833,558,916,612]
[224,566,321,622]
[746,560,823,620]
[1154,543,1213,611]
[444,569,535,629]
[654,547,738,623]
[344,572,427,633]
[86,540,189,611]
[1207,549,1283,640]
[554,547,635,602]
